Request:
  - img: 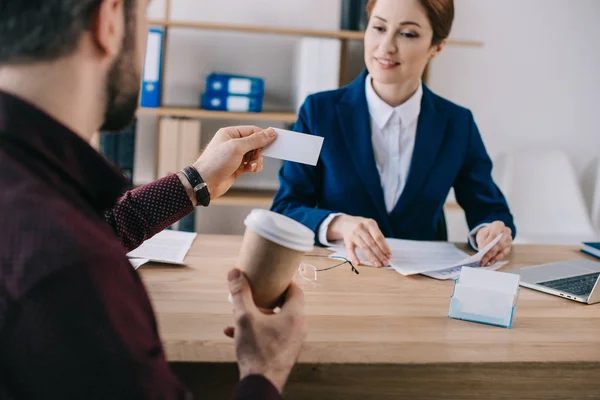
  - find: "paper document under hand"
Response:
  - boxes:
[423,261,508,280]
[262,128,324,166]
[127,230,197,265]
[329,234,504,279]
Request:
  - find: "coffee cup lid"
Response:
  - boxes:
[244,209,314,253]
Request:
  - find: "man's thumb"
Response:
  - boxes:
[237,129,277,153]
[228,268,256,315]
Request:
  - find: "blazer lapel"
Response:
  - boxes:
[336,71,390,227]
[391,85,448,217]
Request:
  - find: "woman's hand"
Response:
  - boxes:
[476,221,513,265]
[328,215,391,267]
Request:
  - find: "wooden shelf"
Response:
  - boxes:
[210,189,460,211]
[149,19,483,47]
[212,190,276,208]
[137,107,297,122]
[150,20,365,40]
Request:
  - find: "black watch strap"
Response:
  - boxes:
[181,166,211,207]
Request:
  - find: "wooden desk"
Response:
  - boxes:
[140,235,600,399]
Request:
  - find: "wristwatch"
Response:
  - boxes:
[181,166,211,207]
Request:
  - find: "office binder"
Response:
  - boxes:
[178,210,196,233]
[201,93,263,113]
[98,119,137,186]
[140,28,163,108]
[582,242,600,259]
[340,0,369,31]
[118,119,137,185]
[177,119,201,171]
[99,132,119,166]
[206,73,264,97]
[293,38,341,112]
[157,117,180,178]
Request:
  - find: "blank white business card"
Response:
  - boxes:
[262,128,324,166]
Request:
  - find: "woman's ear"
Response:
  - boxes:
[429,39,448,61]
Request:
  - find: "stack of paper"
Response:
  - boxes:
[448,267,520,328]
[127,230,197,265]
[329,235,507,280]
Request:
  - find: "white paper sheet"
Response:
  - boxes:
[262,128,324,166]
[423,262,508,280]
[453,283,516,318]
[329,234,504,277]
[458,263,520,292]
[129,258,150,270]
[127,230,197,265]
[450,267,521,326]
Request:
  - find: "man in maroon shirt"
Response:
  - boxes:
[0,0,306,398]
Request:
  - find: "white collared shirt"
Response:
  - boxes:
[367,74,422,213]
[318,75,486,248]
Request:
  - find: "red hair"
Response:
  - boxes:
[366,0,454,45]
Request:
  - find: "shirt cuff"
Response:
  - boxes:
[468,223,490,251]
[318,213,344,246]
[469,222,489,251]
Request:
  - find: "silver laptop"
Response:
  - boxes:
[508,259,600,304]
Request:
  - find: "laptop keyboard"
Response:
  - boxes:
[538,272,600,297]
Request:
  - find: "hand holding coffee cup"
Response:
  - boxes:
[237,209,315,309]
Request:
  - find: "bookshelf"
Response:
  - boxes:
[141,0,483,208]
[212,189,277,208]
[137,107,297,123]
[211,189,461,210]
[149,19,366,40]
[148,19,484,47]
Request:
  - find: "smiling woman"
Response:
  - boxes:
[271,0,517,268]
[363,0,454,106]
[367,0,454,45]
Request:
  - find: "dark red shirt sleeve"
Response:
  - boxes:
[0,237,282,400]
[0,91,281,400]
[0,260,191,400]
[105,174,194,252]
[233,375,282,400]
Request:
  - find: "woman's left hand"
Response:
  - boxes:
[476,221,513,266]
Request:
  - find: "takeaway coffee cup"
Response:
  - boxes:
[237,209,314,309]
